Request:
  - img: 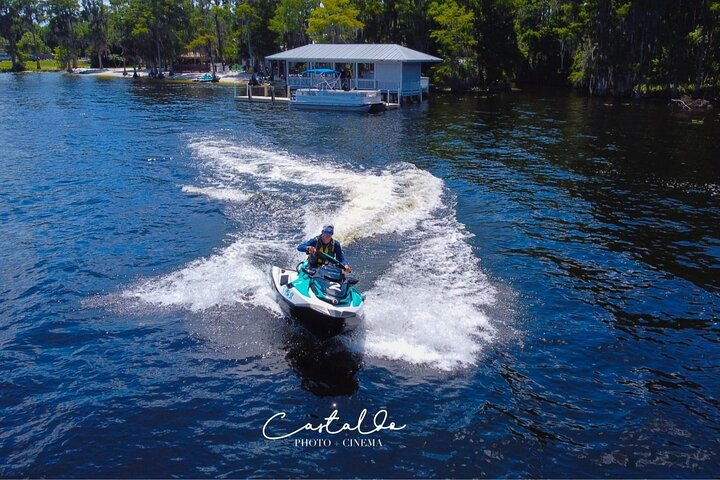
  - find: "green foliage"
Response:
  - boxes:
[47,0,80,70]
[270,0,317,48]
[53,43,70,66]
[513,0,579,85]
[0,0,31,70]
[354,0,385,42]
[188,1,219,68]
[470,0,520,83]
[233,0,260,64]
[82,0,108,68]
[561,0,720,96]
[2,0,719,96]
[306,0,363,43]
[250,0,280,60]
[428,0,477,89]
[17,29,42,53]
[108,0,191,68]
[429,0,475,50]
[392,0,432,50]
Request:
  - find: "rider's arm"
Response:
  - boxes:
[297,238,317,253]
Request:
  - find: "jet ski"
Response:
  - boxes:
[271,252,365,336]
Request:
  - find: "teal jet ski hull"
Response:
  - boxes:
[271,261,364,336]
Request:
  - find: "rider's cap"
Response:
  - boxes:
[322,224,334,235]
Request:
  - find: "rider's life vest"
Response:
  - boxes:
[314,236,336,266]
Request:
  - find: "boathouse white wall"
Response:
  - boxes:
[373,63,400,90]
[402,63,422,94]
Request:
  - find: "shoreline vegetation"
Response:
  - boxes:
[0,61,259,86]
[1,1,719,102]
[2,62,718,111]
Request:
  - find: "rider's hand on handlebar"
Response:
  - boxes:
[307,246,316,255]
[343,265,351,273]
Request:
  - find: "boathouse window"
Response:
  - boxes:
[358,63,374,79]
[337,63,353,75]
[290,62,306,75]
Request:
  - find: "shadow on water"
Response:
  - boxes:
[282,326,363,397]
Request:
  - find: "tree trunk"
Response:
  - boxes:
[588,0,612,96]
[694,43,706,97]
[214,12,224,65]
[63,16,77,71]
[207,40,216,75]
[9,36,19,72]
[247,20,253,70]
[30,24,40,70]
[155,26,162,72]
[475,51,485,88]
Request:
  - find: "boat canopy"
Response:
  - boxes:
[302,68,340,75]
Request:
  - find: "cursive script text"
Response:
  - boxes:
[262,409,406,440]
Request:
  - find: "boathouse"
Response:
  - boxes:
[266,44,441,104]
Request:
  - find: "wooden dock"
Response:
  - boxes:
[234,84,289,104]
[234,84,399,109]
[235,94,290,104]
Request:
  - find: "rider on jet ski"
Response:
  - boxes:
[297,224,352,273]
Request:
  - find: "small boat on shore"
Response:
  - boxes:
[194,73,219,83]
[291,69,384,113]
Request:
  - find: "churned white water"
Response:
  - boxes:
[121,137,497,370]
[181,185,251,203]
[355,215,496,370]
[122,238,282,314]
[186,139,446,244]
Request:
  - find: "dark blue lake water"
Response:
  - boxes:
[1,73,719,478]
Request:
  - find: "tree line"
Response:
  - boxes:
[1,0,719,97]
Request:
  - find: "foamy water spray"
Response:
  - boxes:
[122,237,282,314]
[121,137,497,370]
[356,217,496,370]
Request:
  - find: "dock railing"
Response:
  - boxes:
[256,76,425,104]
[287,75,402,93]
[356,78,377,90]
[286,76,316,89]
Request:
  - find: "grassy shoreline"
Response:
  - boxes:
[0,59,92,72]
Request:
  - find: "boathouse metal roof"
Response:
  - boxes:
[267,44,441,63]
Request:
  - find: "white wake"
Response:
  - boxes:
[120,137,497,370]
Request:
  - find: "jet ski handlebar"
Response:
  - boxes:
[317,251,344,267]
[309,252,357,284]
